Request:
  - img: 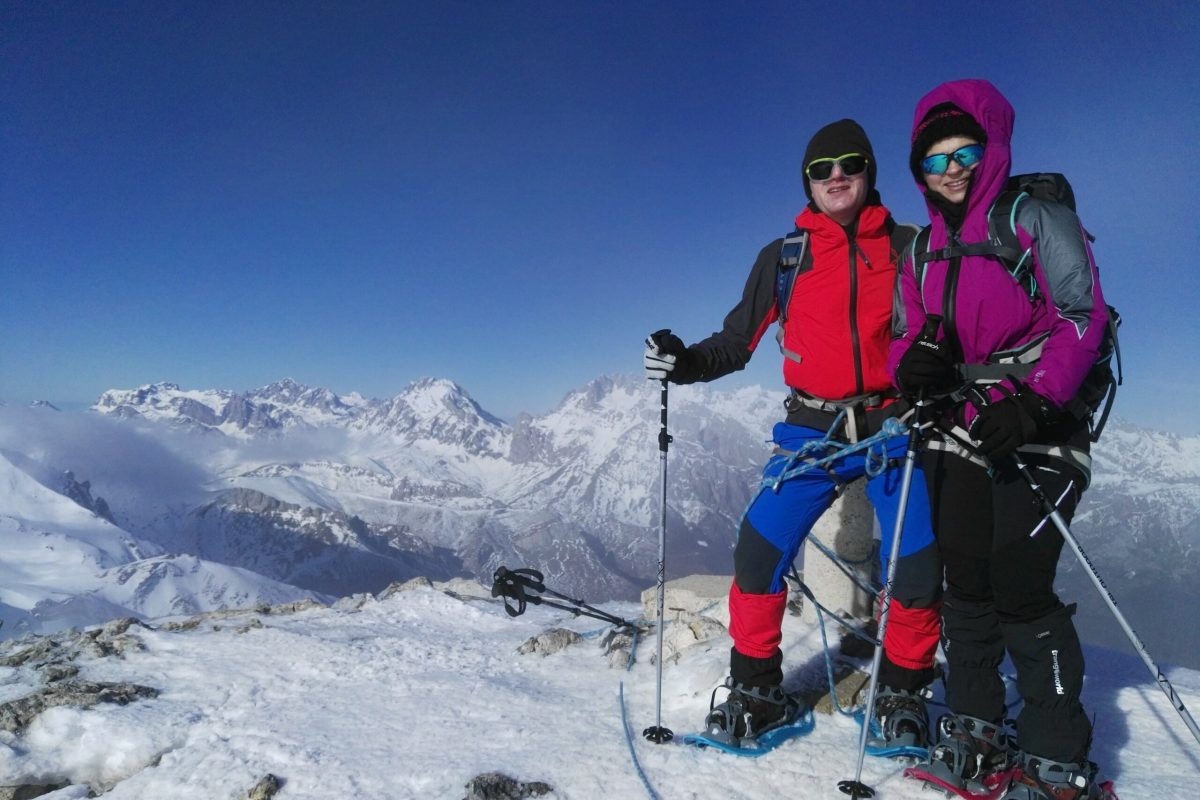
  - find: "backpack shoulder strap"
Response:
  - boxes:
[910,191,1035,297]
[911,224,933,296]
[987,189,1038,297]
[776,229,810,323]
[889,220,920,259]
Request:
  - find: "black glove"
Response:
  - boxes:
[895,337,957,393]
[643,329,700,384]
[969,387,1058,460]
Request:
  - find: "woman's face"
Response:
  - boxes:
[922,135,982,204]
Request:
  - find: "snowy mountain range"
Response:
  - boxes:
[2,375,1198,672]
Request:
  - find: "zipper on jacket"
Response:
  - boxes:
[941,231,965,364]
[848,230,865,395]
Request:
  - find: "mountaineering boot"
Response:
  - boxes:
[905,713,1017,798]
[999,751,1118,800]
[701,677,803,748]
[871,684,932,750]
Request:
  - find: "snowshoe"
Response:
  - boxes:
[861,684,932,760]
[904,713,1017,799]
[681,677,814,757]
[999,752,1118,800]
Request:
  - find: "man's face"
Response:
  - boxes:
[808,157,869,223]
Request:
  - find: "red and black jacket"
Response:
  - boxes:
[684,204,907,404]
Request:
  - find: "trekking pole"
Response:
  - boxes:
[643,374,674,744]
[839,315,940,799]
[1011,454,1200,749]
[491,566,635,628]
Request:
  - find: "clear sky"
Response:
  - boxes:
[3,1,1198,429]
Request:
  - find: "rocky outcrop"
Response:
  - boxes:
[0,680,159,734]
[463,772,553,800]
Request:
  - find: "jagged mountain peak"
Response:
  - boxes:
[252,377,309,401]
[94,379,367,435]
[355,378,508,456]
[391,378,505,427]
[249,379,360,418]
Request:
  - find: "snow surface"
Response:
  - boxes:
[0,586,1196,799]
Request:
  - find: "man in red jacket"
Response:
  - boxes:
[645,119,942,752]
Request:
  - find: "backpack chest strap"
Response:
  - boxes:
[916,240,1026,265]
[956,333,1049,382]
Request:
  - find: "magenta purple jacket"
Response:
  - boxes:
[887,79,1108,423]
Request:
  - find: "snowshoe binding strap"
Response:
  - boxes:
[1005,752,1109,800]
[702,677,802,748]
[872,685,933,750]
[922,714,1014,790]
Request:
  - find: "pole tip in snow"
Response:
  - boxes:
[642,725,674,744]
[837,780,875,798]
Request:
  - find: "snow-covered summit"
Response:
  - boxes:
[92,377,510,448]
[0,582,1194,798]
[353,377,509,456]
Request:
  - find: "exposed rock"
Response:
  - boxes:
[74,618,148,659]
[811,669,869,716]
[267,599,326,616]
[377,577,433,600]
[59,470,115,524]
[161,598,327,632]
[0,637,57,669]
[332,593,373,612]
[0,618,147,673]
[0,782,72,799]
[463,772,553,800]
[240,774,282,800]
[40,663,80,683]
[438,577,492,600]
[516,628,581,657]
[599,627,636,670]
[0,680,160,734]
[648,613,727,665]
[641,575,729,627]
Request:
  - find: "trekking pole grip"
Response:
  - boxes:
[658,381,672,453]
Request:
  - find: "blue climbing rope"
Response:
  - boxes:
[764,415,907,494]
[617,626,664,800]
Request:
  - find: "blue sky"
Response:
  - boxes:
[2,1,1198,430]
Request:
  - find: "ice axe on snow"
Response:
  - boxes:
[490,566,635,629]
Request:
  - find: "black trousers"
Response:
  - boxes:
[922,449,1093,762]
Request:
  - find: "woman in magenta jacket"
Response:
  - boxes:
[890,79,1115,800]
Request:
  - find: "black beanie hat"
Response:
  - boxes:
[909,102,988,182]
[802,118,877,202]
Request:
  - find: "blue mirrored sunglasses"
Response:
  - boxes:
[921,144,985,175]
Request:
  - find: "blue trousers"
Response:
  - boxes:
[728,422,942,676]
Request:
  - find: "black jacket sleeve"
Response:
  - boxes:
[678,238,782,383]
